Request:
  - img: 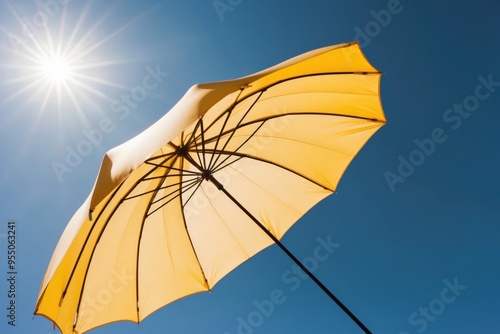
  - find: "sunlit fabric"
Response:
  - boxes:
[35,42,386,334]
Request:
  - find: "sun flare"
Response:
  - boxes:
[38,54,72,84]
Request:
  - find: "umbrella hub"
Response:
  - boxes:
[201,169,211,180]
[173,143,224,190]
[176,145,189,157]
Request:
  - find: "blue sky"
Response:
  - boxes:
[0,0,499,333]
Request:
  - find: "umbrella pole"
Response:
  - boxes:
[207,174,372,334]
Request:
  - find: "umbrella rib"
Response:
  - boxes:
[191,118,205,169]
[193,87,244,149]
[124,176,201,201]
[183,115,203,150]
[178,158,211,290]
[204,88,245,169]
[143,163,199,174]
[146,178,202,218]
[144,151,177,163]
[202,148,334,191]
[150,177,202,206]
[211,155,244,175]
[144,161,189,170]
[202,111,384,147]
[206,108,233,170]
[200,117,207,168]
[181,179,204,208]
[138,152,181,184]
[234,133,357,157]
[144,152,177,165]
[208,90,265,171]
[142,173,194,179]
[210,120,266,173]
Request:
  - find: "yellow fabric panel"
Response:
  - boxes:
[238,43,378,101]
[56,189,125,334]
[36,196,91,304]
[242,74,384,124]
[76,181,157,332]
[183,178,273,286]
[35,194,109,334]
[137,165,208,320]
[219,161,332,240]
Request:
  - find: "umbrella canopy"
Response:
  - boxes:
[35,42,386,334]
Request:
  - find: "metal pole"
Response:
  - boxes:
[207,174,372,334]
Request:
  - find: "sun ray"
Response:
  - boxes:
[62,2,90,59]
[2,76,46,104]
[56,0,68,57]
[68,78,115,102]
[71,13,145,63]
[72,58,143,70]
[70,72,131,90]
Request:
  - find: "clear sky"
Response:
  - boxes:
[0,0,499,333]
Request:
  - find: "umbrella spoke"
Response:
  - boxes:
[182,116,202,154]
[181,177,204,208]
[144,161,184,170]
[200,117,207,169]
[124,176,201,201]
[146,177,202,217]
[200,88,246,170]
[208,90,265,171]
[144,151,177,164]
[210,120,265,173]
[193,87,244,146]
[191,117,206,170]
[142,173,194,181]
[142,173,197,180]
[177,157,211,290]
[139,153,179,183]
[206,107,232,170]
[150,177,201,206]
[211,155,244,175]
[143,165,200,175]
[202,148,333,191]
[202,111,383,147]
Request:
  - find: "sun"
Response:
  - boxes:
[39,54,72,84]
[1,2,142,116]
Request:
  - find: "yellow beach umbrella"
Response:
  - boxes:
[35,42,385,334]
